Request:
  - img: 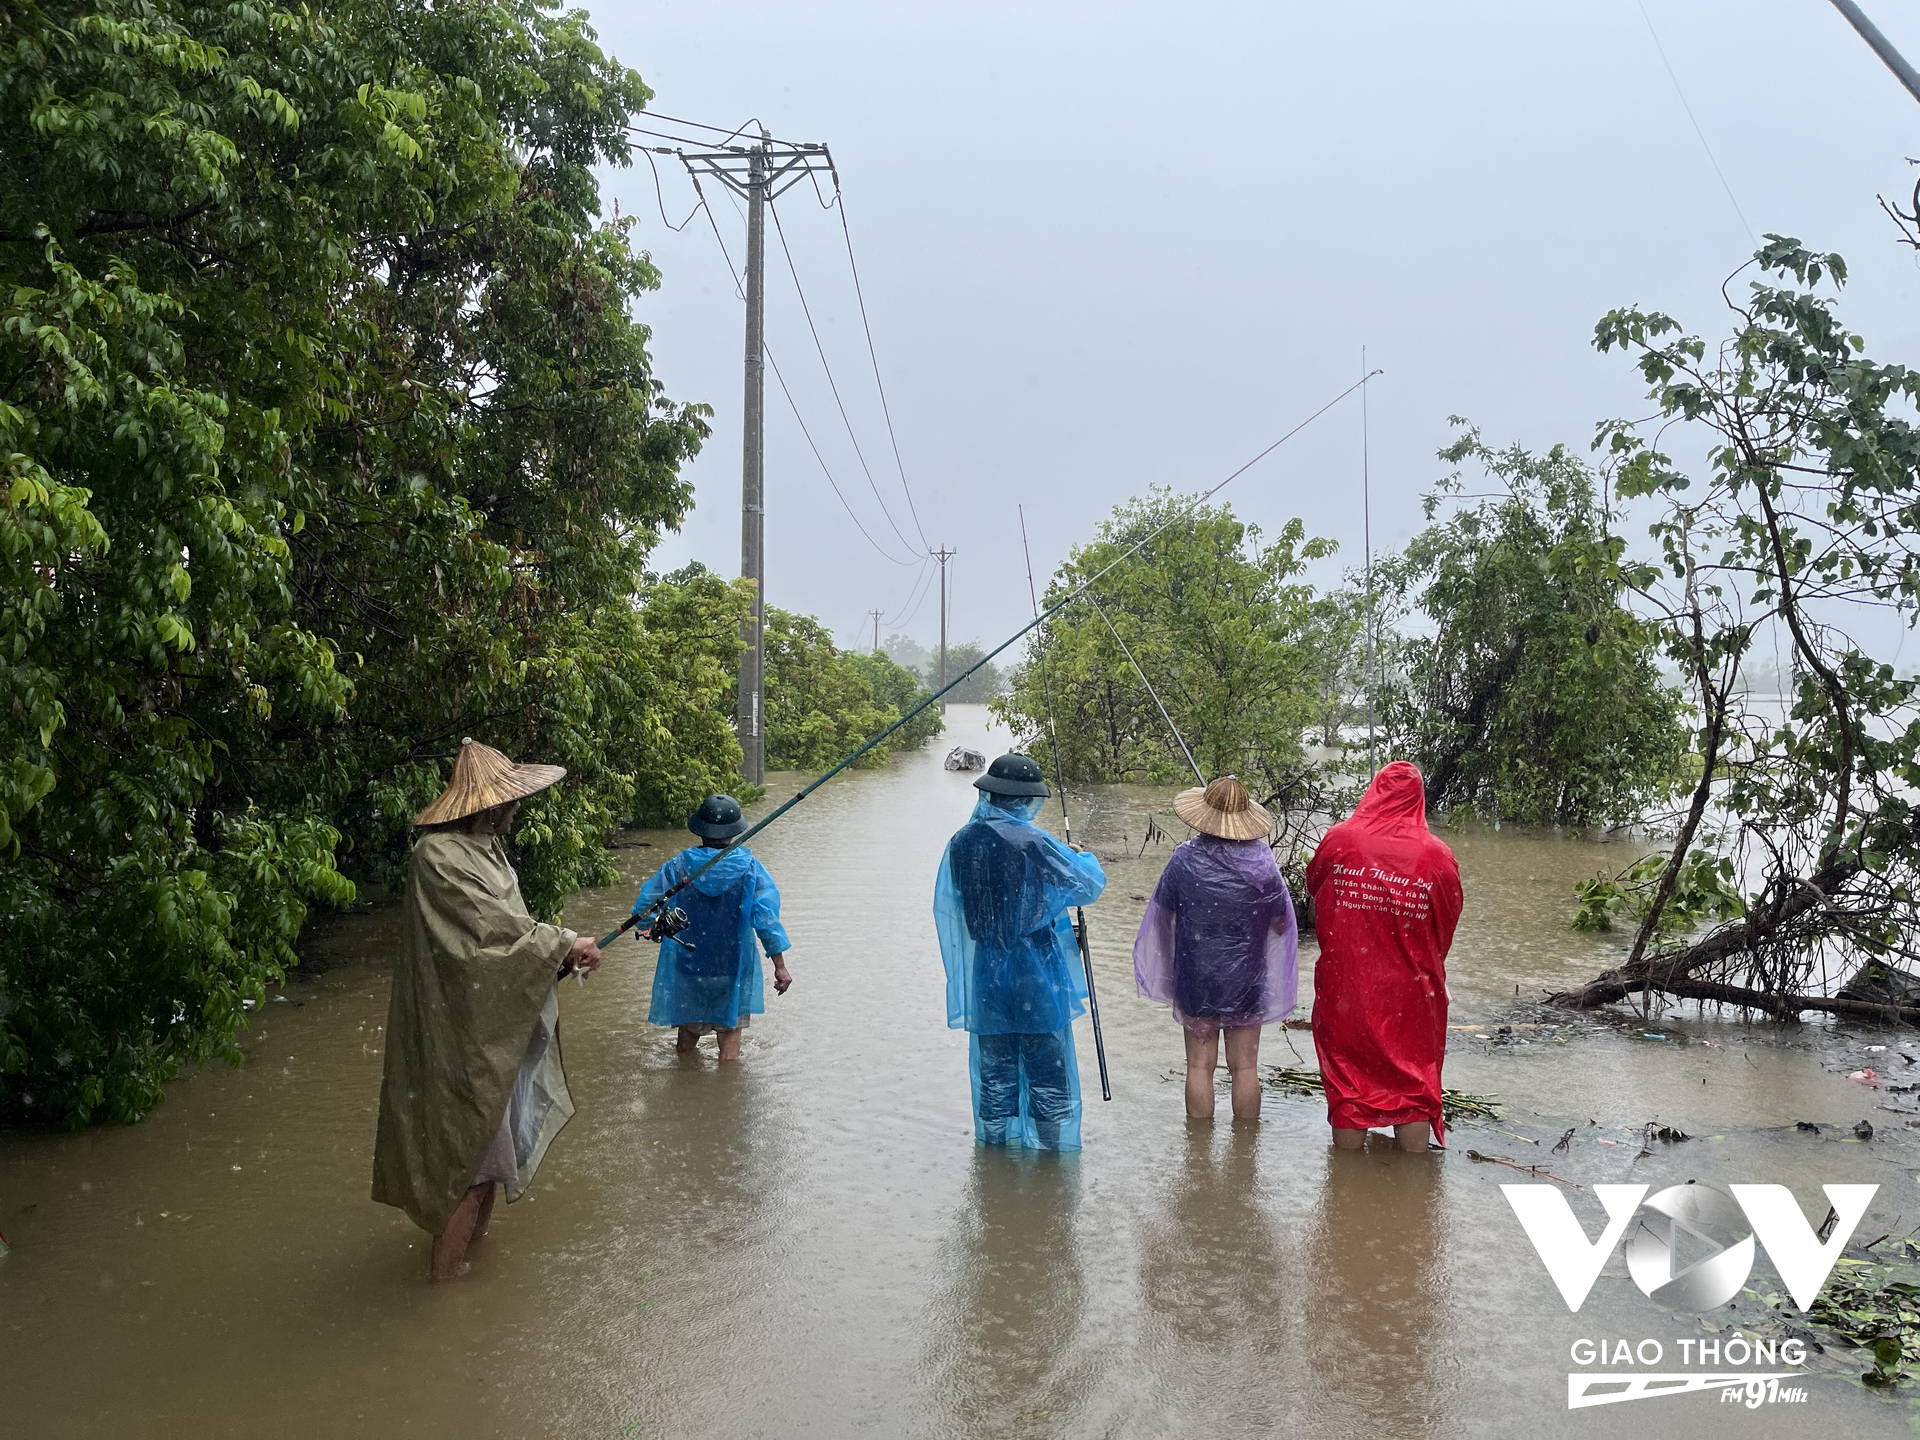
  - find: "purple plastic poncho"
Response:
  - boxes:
[1133,833,1299,1033]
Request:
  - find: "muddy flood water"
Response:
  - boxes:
[4,706,1918,1436]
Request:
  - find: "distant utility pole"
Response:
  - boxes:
[932,545,957,709]
[869,609,884,654]
[1828,0,1920,105]
[680,131,834,785]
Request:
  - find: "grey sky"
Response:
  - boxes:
[586,1,1920,660]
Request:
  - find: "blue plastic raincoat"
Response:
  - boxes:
[634,845,790,1030]
[934,792,1107,1150]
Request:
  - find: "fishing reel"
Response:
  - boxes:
[643,905,690,946]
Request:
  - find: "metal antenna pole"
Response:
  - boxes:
[1363,346,1376,775]
[933,545,956,710]
[1828,0,1920,104]
[1018,506,1110,1102]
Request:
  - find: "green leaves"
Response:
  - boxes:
[0,0,713,1125]
[995,490,1330,792]
[1376,428,1687,829]
[764,608,937,774]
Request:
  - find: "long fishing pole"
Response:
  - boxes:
[1083,595,1205,786]
[1019,505,1110,1102]
[598,372,1379,950]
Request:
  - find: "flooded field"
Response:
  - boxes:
[3,706,1916,1436]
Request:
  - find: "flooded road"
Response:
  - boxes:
[4,706,1917,1436]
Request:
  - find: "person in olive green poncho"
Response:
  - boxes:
[371,739,602,1281]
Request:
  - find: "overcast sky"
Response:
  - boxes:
[584,1,1920,661]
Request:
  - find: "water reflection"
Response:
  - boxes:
[1301,1142,1445,1436]
[925,1151,1090,1434]
[1135,1125,1294,1429]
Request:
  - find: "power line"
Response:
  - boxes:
[1634,0,1755,243]
[832,188,932,551]
[694,181,919,567]
[635,120,931,562]
[767,196,924,557]
[633,110,766,144]
[890,553,938,628]
[639,146,707,232]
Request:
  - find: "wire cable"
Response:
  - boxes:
[1634,1,1756,243]
[885,554,935,628]
[1085,594,1205,784]
[767,196,925,557]
[834,188,932,551]
[639,146,708,232]
[890,553,939,629]
[695,186,919,567]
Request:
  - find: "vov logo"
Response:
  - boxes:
[1502,1181,1878,1410]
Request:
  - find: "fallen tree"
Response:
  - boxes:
[1548,238,1920,1023]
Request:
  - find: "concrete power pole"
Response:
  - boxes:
[932,546,956,710]
[869,609,883,654]
[680,133,835,785]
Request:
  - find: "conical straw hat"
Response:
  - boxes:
[412,739,567,826]
[1172,775,1272,841]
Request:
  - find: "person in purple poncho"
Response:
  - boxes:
[1133,776,1299,1120]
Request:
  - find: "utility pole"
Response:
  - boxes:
[932,545,957,709]
[679,132,834,785]
[869,609,884,655]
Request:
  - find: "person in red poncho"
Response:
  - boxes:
[1306,762,1463,1151]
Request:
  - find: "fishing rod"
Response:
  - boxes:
[1083,595,1205,786]
[596,372,1379,953]
[1019,505,1110,1102]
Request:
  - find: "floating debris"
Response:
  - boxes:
[1257,1065,1501,1122]
[1756,1247,1920,1388]
[944,746,987,772]
[1464,1149,1583,1188]
[1797,1121,1821,1134]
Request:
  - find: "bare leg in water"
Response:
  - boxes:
[429,1183,490,1280]
[1223,1025,1262,1120]
[1331,1121,1433,1153]
[470,1182,496,1241]
[676,1026,701,1053]
[1183,1027,1220,1118]
[716,1025,742,1062]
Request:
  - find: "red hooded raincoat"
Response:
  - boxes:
[1306,762,1463,1141]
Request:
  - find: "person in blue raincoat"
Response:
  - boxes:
[632,795,792,1062]
[935,753,1107,1151]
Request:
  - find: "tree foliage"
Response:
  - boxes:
[763,609,941,773]
[1373,429,1688,828]
[994,491,1335,791]
[0,0,735,1126]
[924,641,1004,702]
[1552,238,1920,1022]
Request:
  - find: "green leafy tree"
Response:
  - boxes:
[926,641,1004,702]
[847,650,943,751]
[1552,239,1920,1022]
[994,490,1333,790]
[0,0,720,1126]
[1373,429,1687,828]
[764,609,941,773]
